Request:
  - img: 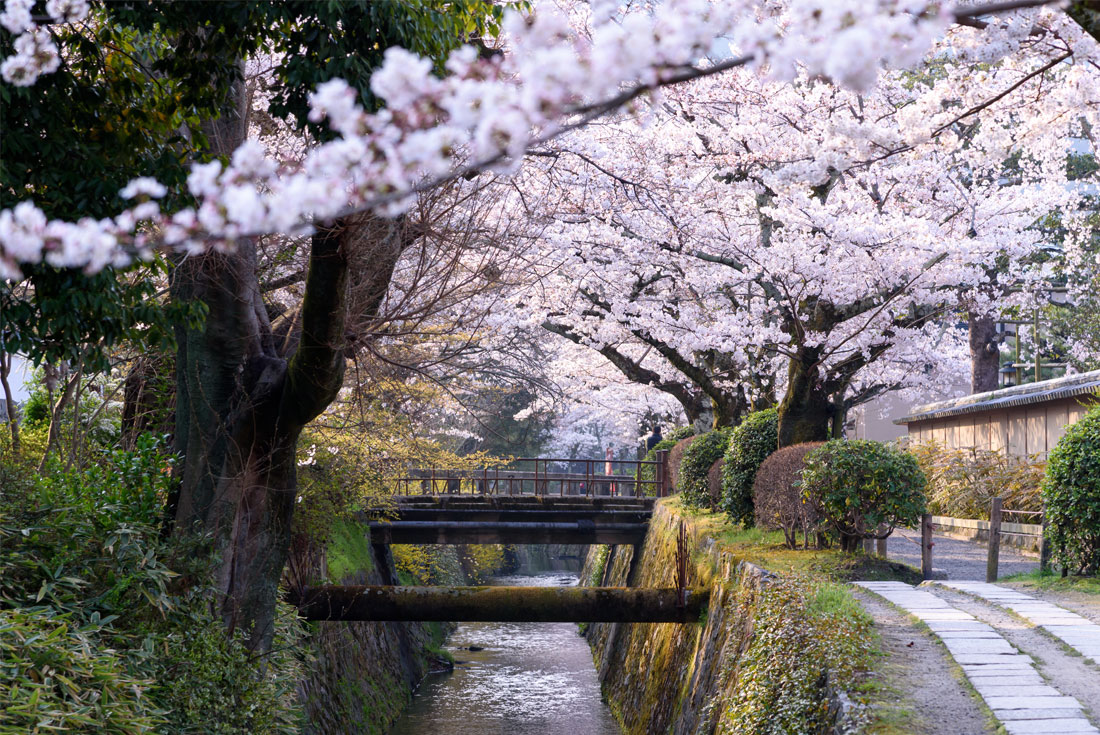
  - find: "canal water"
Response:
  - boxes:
[388,571,621,735]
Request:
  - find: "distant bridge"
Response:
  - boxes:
[289,452,695,623]
[366,494,655,545]
[382,454,672,498]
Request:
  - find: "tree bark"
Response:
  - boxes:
[968,311,1000,393]
[777,353,832,447]
[0,351,20,452]
[38,360,82,471]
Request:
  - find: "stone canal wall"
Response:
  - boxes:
[300,544,455,735]
[582,501,856,735]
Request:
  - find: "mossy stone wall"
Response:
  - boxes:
[300,546,458,735]
[580,502,794,735]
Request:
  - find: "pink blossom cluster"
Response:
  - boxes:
[498,7,1098,409]
[1,0,88,85]
[1,0,970,280]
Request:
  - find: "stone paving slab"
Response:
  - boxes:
[972,684,1063,698]
[854,581,1098,735]
[943,638,1018,654]
[934,582,1100,666]
[997,708,1093,720]
[1002,719,1099,734]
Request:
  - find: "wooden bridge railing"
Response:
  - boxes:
[385,452,672,498]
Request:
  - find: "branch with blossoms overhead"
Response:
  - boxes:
[0,0,1068,280]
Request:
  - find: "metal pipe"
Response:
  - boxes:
[289,585,710,623]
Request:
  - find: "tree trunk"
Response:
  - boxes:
[38,360,82,471]
[969,311,1000,393]
[0,351,20,452]
[712,389,748,429]
[777,355,832,448]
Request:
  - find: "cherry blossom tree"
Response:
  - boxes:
[2,0,1091,649]
[506,5,1096,444]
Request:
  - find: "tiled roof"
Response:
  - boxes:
[895,369,1100,424]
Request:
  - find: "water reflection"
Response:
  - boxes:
[388,572,621,735]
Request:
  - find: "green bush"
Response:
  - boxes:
[800,440,927,552]
[0,435,306,734]
[1043,405,1100,575]
[720,408,779,526]
[725,576,874,733]
[0,608,159,734]
[679,428,732,509]
[667,425,696,442]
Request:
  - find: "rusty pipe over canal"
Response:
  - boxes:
[288,585,708,623]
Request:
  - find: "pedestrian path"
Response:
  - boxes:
[932,581,1100,666]
[855,581,1099,735]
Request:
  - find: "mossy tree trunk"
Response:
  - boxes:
[777,352,832,447]
[969,311,1000,393]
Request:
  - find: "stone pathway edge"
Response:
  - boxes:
[927,581,1100,668]
[853,581,1099,735]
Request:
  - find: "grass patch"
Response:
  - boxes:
[665,497,921,583]
[1000,568,1100,596]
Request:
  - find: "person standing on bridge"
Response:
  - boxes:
[646,425,663,452]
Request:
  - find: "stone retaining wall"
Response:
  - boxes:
[581,502,858,734]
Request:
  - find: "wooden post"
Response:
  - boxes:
[1039,518,1051,574]
[987,497,1003,583]
[921,513,934,580]
[656,449,669,497]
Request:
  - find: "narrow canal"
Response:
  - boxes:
[389,571,621,735]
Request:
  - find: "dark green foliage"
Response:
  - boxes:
[1042,405,1100,575]
[679,428,732,509]
[0,437,306,733]
[720,408,779,527]
[637,437,678,494]
[800,440,927,552]
[667,425,697,443]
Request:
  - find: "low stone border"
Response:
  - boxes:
[932,515,1042,554]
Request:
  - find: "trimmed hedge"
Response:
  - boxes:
[753,442,824,549]
[667,425,696,442]
[720,408,779,526]
[800,440,927,552]
[1043,405,1100,575]
[679,428,732,509]
[668,436,697,491]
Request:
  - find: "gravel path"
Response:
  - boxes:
[850,589,994,735]
[886,527,1040,580]
[856,582,1100,735]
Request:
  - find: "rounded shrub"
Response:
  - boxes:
[720,407,779,527]
[678,428,732,509]
[753,442,824,549]
[668,436,697,491]
[667,425,696,443]
[800,439,927,552]
[1042,405,1100,575]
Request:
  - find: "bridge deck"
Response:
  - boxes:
[366,494,655,544]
